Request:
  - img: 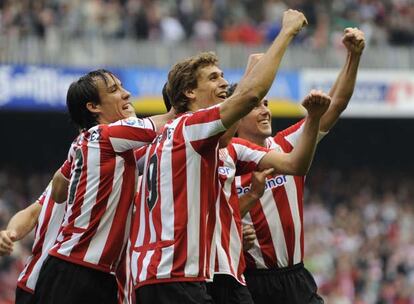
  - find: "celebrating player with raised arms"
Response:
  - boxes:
[236,28,365,304]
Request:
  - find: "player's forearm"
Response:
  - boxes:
[6,206,40,241]
[287,116,320,175]
[52,170,69,203]
[239,192,261,218]
[320,52,361,131]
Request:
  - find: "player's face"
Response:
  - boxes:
[95,74,135,124]
[239,99,272,139]
[192,65,228,108]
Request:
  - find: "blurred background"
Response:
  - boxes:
[0,0,414,303]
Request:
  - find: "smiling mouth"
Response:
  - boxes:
[122,103,133,111]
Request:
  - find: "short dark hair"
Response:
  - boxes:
[162,82,172,112]
[166,52,218,114]
[66,69,114,130]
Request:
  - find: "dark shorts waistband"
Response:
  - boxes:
[244,262,304,276]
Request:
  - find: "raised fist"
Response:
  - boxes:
[0,230,16,256]
[301,90,331,119]
[282,9,308,36]
[342,27,365,55]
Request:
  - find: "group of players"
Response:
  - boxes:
[0,9,365,304]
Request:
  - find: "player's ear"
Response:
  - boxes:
[86,102,101,114]
[184,89,195,100]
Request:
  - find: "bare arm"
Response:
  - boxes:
[51,170,69,203]
[219,54,265,148]
[258,91,331,175]
[219,10,308,128]
[239,168,274,217]
[149,108,176,134]
[0,202,42,256]
[320,28,365,132]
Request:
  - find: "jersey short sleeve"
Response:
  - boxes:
[108,117,157,153]
[230,138,270,175]
[183,105,227,153]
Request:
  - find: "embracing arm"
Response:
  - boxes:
[258,91,331,175]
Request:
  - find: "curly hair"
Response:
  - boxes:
[166,52,219,114]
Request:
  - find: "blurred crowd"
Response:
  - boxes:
[1,166,414,303]
[0,0,413,47]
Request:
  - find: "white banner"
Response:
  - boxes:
[301,69,414,117]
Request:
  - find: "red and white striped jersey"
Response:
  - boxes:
[116,240,135,304]
[50,117,156,273]
[130,106,226,288]
[211,138,268,285]
[238,119,326,269]
[17,183,66,293]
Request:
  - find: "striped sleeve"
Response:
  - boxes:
[230,138,270,175]
[108,117,157,153]
[183,105,227,153]
[37,182,52,206]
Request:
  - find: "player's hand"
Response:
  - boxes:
[0,230,17,256]
[242,225,256,251]
[282,9,308,36]
[301,90,331,119]
[249,168,274,200]
[342,27,365,55]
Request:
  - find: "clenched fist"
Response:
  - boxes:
[282,9,308,36]
[301,90,331,119]
[343,27,365,55]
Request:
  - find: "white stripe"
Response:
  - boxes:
[110,137,150,153]
[260,190,289,267]
[284,176,302,264]
[156,244,174,279]
[184,143,201,277]
[139,250,154,282]
[74,141,100,229]
[57,232,83,257]
[228,213,241,276]
[131,251,140,284]
[84,155,125,264]
[233,143,267,164]
[185,119,226,142]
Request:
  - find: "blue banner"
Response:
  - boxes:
[0,65,300,111]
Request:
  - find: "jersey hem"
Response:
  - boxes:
[134,276,206,289]
[16,282,35,294]
[49,252,114,273]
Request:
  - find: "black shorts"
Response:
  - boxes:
[244,262,324,304]
[33,255,118,304]
[207,274,253,304]
[135,281,214,304]
[15,286,35,304]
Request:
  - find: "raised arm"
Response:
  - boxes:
[219,9,308,128]
[258,90,331,175]
[219,53,264,148]
[320,28,365,132]
[0,202,42,256]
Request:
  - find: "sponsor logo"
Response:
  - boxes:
[237,175,287,195]
[218,166,231,176]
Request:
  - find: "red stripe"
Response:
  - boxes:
[171,122,188,277]
[294,175,305,261]
[108,124,157,143]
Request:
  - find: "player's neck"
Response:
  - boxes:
[238,132,267,147]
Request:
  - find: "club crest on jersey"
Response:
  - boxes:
[122,117,144,127]
[237,175,288,195]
